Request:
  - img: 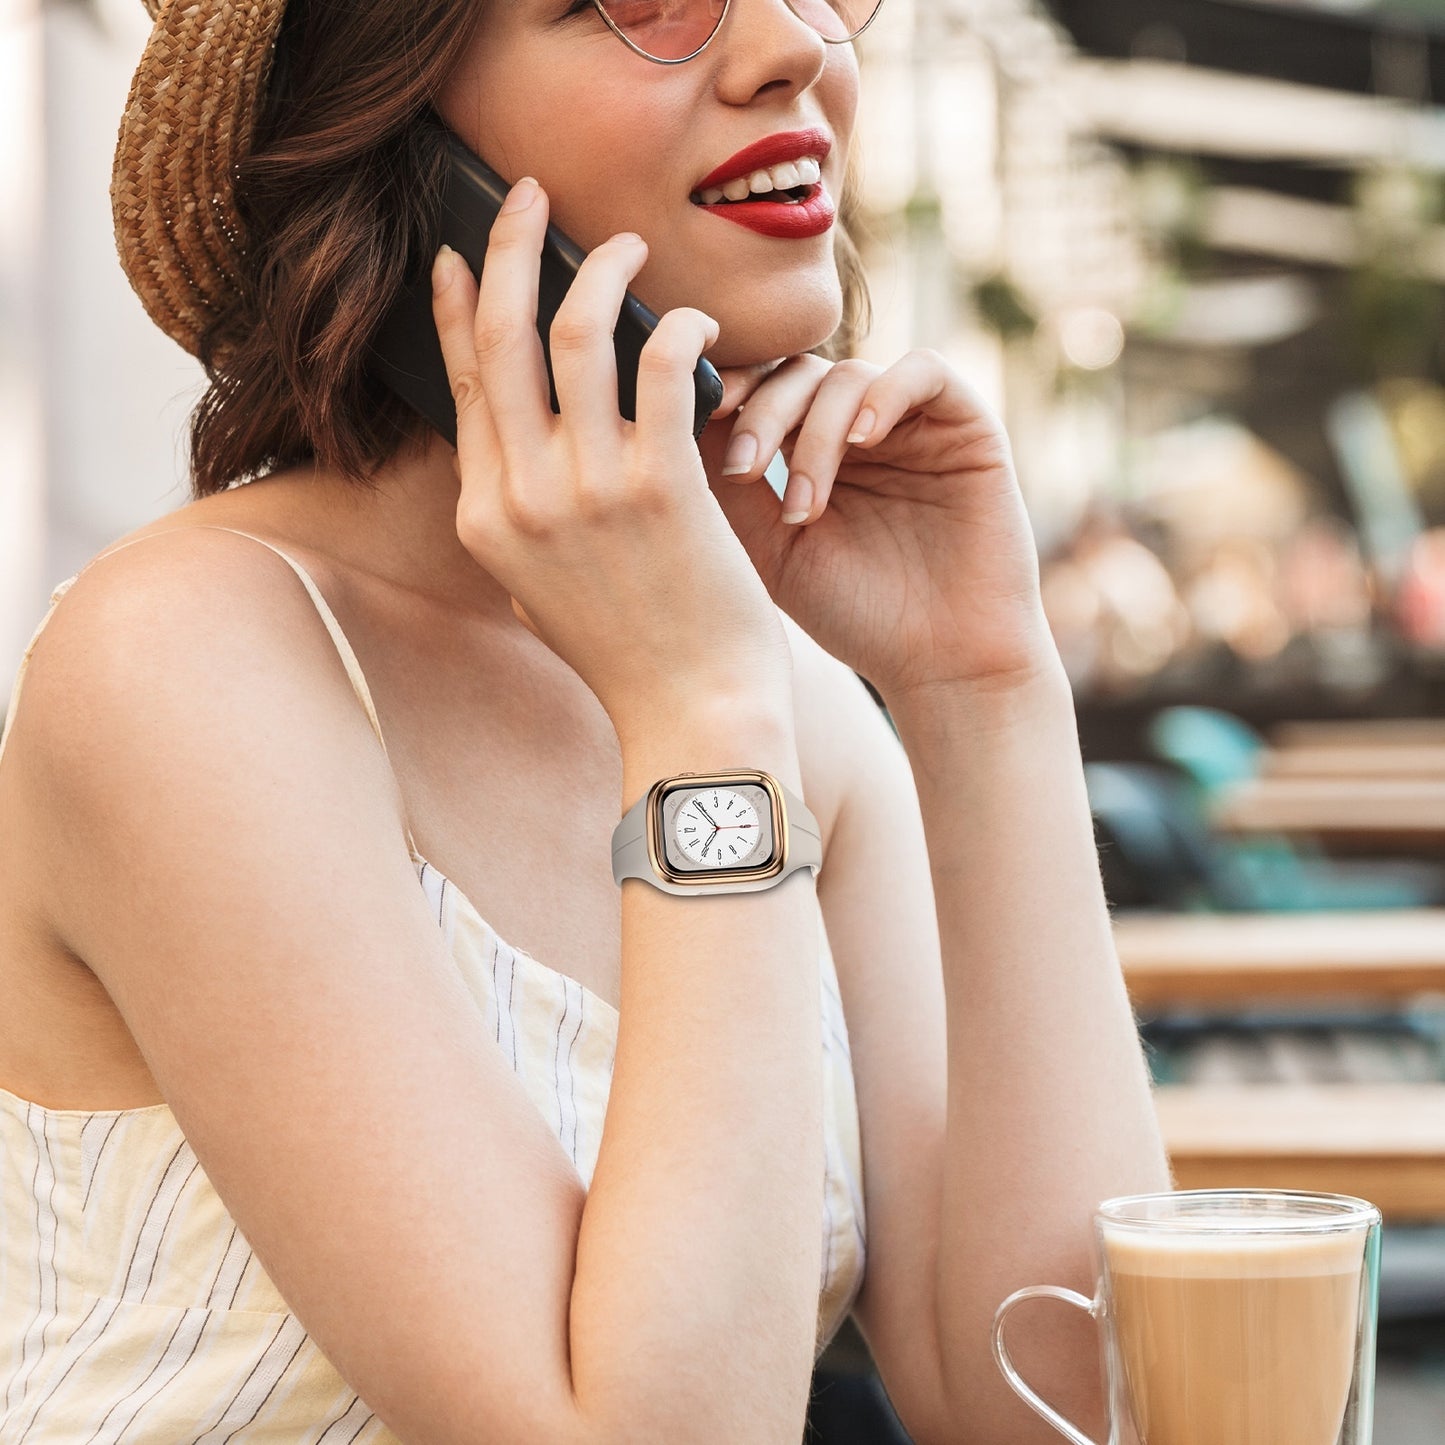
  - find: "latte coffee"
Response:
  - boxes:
[1103,1225,1366,1445]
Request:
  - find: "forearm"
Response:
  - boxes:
[885,660,1172,1445]
[568,708,824,1444]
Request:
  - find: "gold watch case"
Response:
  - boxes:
[644,768,790,888]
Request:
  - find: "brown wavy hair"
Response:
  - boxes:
[187,0,874,499]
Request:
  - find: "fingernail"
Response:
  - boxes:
[721,431,759,476]
[847,407,876,445]
[780,474,813,524]
[432,244,456,294]
[501,176,538,213]
[612,231,643,246]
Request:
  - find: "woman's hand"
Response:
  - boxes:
[696,350,1060,706]
[430,178,794,741]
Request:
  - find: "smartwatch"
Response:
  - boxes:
[611,769,822,896]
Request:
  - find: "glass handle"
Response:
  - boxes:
[991,1285,1104,1445]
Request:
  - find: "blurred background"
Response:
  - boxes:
[4,0,1445,1439]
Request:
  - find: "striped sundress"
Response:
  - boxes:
[0,525,868,1441]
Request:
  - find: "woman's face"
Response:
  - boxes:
[434,0,861,369]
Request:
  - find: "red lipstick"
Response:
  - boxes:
[693,128,833,192]
[693,186,835,239]
[690,127,835,239]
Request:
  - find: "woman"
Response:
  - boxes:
[0,0,1171,1439]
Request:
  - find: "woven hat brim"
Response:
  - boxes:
[111,0,289,358]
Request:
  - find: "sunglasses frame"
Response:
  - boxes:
[588,0,886,65]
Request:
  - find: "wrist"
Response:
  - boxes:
[882,651,1073,751]
[618,705,802,805]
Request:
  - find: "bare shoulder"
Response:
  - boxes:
[1,520,615,1442]
[18,521,380,778]
[35,510,351,650]
[11,523,409,957]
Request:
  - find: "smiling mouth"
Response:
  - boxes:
[690,183,819,207]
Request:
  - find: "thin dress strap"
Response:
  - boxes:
[0,523,420,857]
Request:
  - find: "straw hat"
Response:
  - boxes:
[110,0,290,360]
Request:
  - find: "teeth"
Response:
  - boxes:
[694,154,823,206]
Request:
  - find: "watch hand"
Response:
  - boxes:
[694,804,719,828]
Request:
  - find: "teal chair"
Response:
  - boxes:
[1146,706,1440,911]
[1148,706,1264,793]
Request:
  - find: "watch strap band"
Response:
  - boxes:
[611,776,822,896]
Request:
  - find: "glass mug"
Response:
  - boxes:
[992,1189,1382,1445]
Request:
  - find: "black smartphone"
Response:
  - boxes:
[367,113,724,444]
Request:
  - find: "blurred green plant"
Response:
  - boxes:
[1120,154,1215,342]
[969,270,1038,340]
[1130,155,1213,278]
[1344,164,1445,382]
[901,186,943,228]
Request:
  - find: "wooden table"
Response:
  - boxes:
[1261,744,1445,781]
[1155,1083,1445,1221]
[1270,720,1445,750]
[1114,909,1445,1008]
[1210,777,1445,852]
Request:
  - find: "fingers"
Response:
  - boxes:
[431,244,501,469]
[868,346,1004,435]
[713,358,789,418]
[714,356,884,526]
[432,175,715,508]
[547,231,650,451]
[467,177,558,470]
[776,359,881,523]
[631,306,721,489]
[717,354,832,481]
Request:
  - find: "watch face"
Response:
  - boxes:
[658,780,778,875]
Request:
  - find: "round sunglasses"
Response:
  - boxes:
[584,0,888,64]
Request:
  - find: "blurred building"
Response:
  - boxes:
[2,0,200,694]
[8,0,1445,718]
[978,0,1445,710]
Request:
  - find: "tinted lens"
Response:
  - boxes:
[599,0,883,60]
[599,0,726,60]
